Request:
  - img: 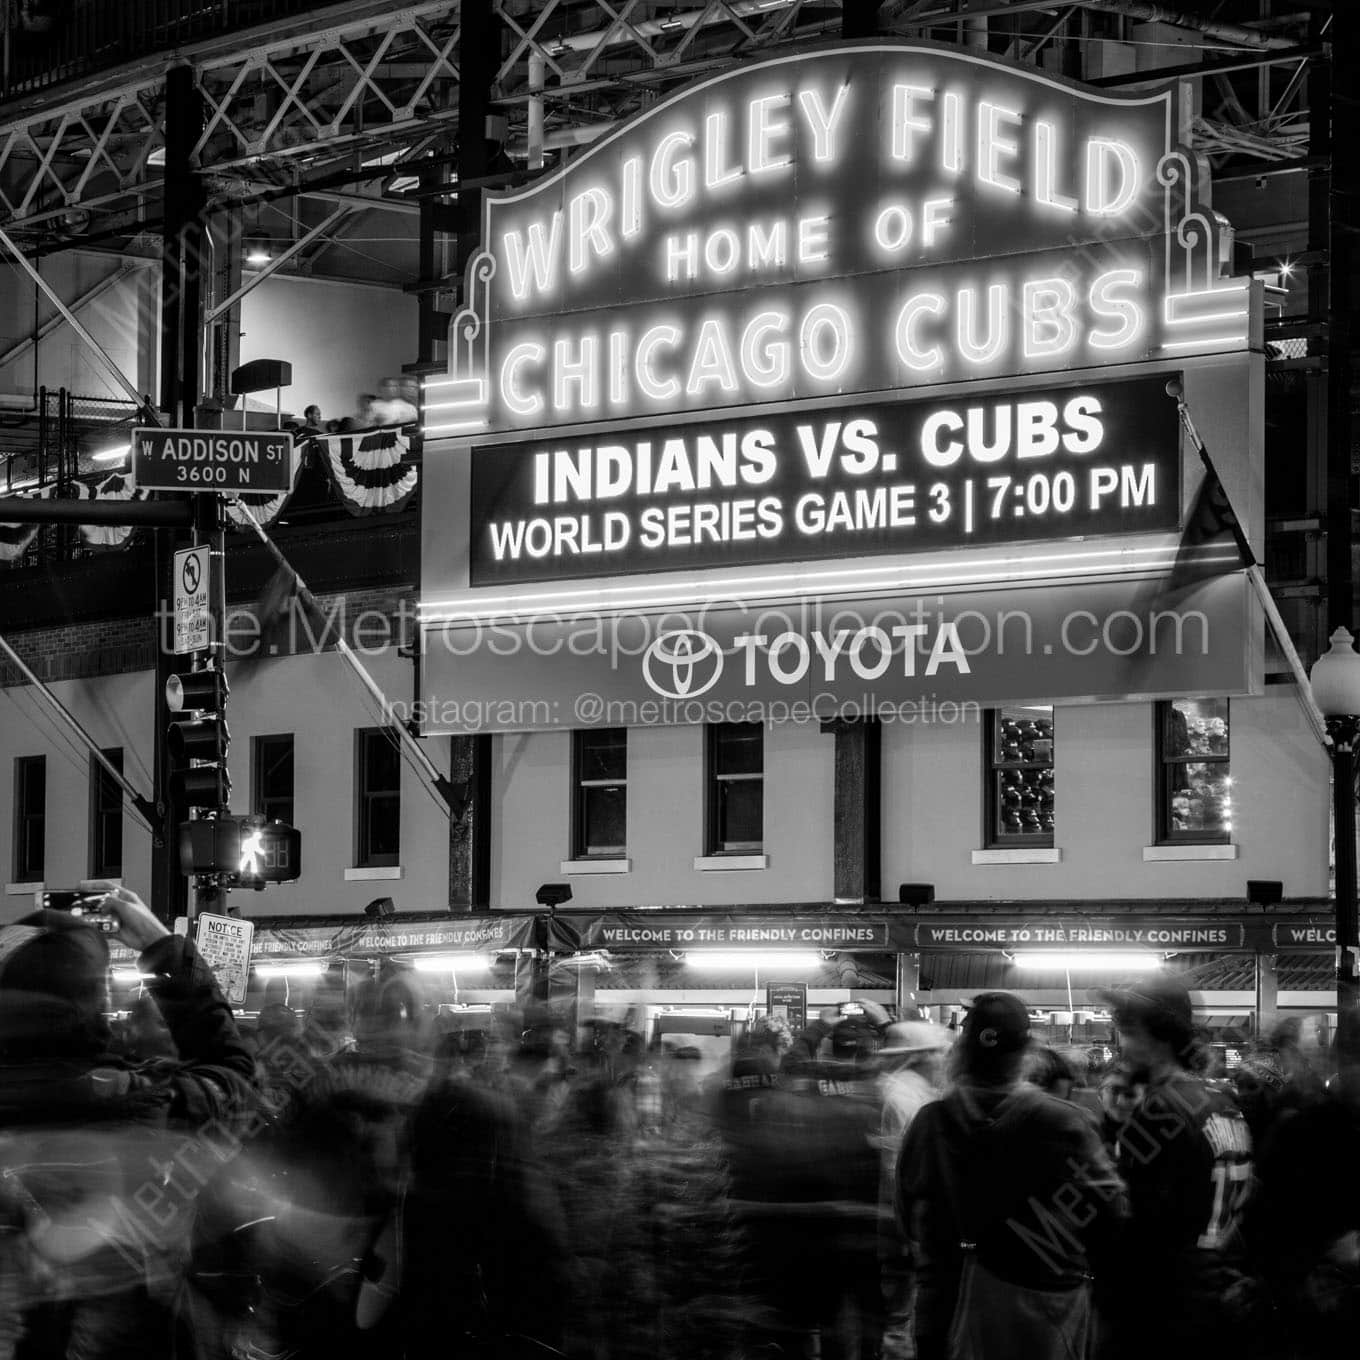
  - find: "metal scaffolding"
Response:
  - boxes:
[0,0,1319,247]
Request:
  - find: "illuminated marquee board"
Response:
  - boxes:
[424,42,1251,437]
[469,375,1180,585]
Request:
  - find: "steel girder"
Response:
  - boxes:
[0,0,1318,242]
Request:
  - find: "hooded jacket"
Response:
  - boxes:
[897,1083,1127,1349]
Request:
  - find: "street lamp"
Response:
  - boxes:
[1308,626,1360,1012]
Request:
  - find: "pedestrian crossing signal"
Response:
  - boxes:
[179,815,301,887]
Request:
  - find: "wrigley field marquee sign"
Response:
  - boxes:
[425,42,1249,438]
[418,41,1258,734]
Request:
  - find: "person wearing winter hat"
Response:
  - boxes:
[0,883,255,1360]
[896,993,1125,1360]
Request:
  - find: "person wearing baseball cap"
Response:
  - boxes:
[895,993,1125,1360]
[1096,970,1260,1359]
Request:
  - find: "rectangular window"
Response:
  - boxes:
[985,706,1055,847]
[707,723,764,853]
[1157,699,1231,843]
[572,729,627,858]
[13,755,45,882]
[253,734,295,827]
[89,748,123,879]
[355,729,401,867]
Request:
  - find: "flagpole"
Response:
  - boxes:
[228,501,468,814]
[1169,381,1331,749]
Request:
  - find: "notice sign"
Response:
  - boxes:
[469,376,1179,585]
[194,912,255,1005]
[133,429,293,494]
[767,983,807,1034]
[173,545,210,655]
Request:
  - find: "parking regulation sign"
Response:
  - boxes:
[132,428,293,494]
[173,545,210,654]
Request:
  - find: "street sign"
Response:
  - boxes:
[194,912,255,1005]
[173,545,210,655]
[132,428,293,494]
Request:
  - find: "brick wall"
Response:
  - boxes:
[0,586,417,687]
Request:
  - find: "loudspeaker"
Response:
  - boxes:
[1247,880,1283,907]
[899,883,935,906]
[230,358,293,395]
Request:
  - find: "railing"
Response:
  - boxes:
[0,388,147,568]
[0,1,338,103]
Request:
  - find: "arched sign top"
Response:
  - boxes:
[425,41,1252,438]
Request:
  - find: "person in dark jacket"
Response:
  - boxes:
[1097,974,1262,1360]
[0,882,255,1360]
[1248,1005,1360,1359]
[896,992,1126,1360]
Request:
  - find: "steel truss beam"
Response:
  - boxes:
[0,0,1317,241]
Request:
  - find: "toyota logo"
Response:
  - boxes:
[642,630,724,699]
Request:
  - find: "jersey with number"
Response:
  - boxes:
[1116,1071,1253,1265]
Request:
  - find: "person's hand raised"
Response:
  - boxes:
[79,881,171,954]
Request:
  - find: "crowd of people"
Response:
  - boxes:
[2,884,1358,1360]
[284,380,419,439]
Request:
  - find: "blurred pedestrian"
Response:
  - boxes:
[0,883,254,1360]
[339,393,378,432]
[1248,1005,1360,1358]
[371,379,417,427]
[1096,1062,1140,1156]
[897,992,1125,1360]
[1098,974,1264,1360]
[121,992,176,1063]
[875,1022,953,1354]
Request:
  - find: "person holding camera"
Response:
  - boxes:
[0,882,255,1360]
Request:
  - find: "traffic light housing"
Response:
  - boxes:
[179,815,301,887]
[166,670,228,714]
[166,667,230,809]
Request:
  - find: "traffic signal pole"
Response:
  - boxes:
[152,63,206,925]
[189,491,230,919]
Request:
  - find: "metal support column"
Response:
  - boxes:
[448,733,492,910]
[160,64,206,427]
[152,534,188,925]
[152,63,206,923]
[1255,952,1280,1038]
[190,491,230,920]
[896,951,922,1019]
[444,0,500,909]
[1323,10,1356,638]
[829,719,882,903]
[1329,720,1360,1014]
[842,0,883,38]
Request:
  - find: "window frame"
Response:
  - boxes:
[13,755,46,882]
[354,728,402,867]
[705,722,765,855]
[983,707,1055,849]
[88,747,123,879]
[1155,699,1231,845]
[253,733,296,828]
[571,728,628,860]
